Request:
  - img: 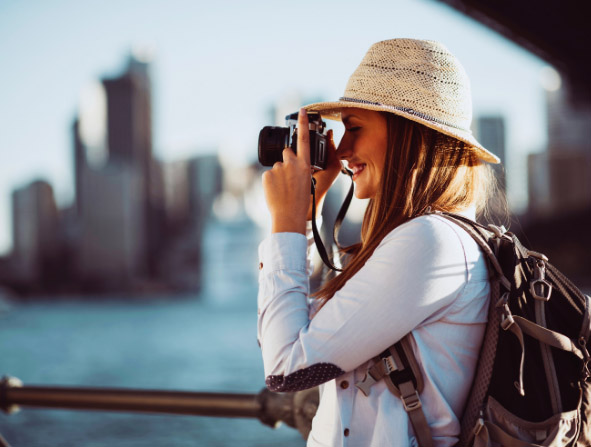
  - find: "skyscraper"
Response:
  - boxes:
[102,56,152,168]
[74,53,158,290]
[11,180,60,286]
[72,118,85,215]
[102,54,159,276]
[77,162,145,289]
[528,79,591,217]
[475,115,506,191]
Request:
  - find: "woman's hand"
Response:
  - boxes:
[262,109,341,234]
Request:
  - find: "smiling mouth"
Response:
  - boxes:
[350,164,366,180]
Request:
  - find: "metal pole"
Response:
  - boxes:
[5,386,261,417]
[0,376,316,437]
[0,376,260,418]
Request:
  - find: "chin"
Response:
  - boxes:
[354,188,373,200]
[353,178,379,199]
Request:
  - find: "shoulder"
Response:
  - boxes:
[358,214,486,323]
[381,214,467,251]
[376,214,484,272]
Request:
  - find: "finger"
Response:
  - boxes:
[314,129,336,173]
[282,147,295,163]
[325,130,340,168]
[327,129,335,149]
[297,108,311,166]
[326,129,336,156]
[262,169,272,188]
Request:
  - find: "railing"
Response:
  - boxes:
[0,376,318,447]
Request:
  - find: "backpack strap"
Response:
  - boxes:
[530,254,562,413]
[388,337,433,447]
[355,336,433,447]
[437,212,512,291]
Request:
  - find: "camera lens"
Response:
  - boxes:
[258,126,290,166]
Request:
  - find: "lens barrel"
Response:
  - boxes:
[258,126,290,167]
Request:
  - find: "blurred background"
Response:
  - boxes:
[0,0,589,445]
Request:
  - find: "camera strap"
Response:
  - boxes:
[310,169,354,272]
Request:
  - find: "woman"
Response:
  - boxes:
[257,39,500,446]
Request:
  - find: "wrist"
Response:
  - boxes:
[272,217,306,235]
[307,196,325,221]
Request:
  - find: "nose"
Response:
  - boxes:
[336,136,352,160]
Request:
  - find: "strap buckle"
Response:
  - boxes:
[355,372,378,397]
[500,303,515,330]
[530,279,552,301]
[355,355,400,397]
[383,355,399,374]
[401,389,422,412]
[530,258,552,301]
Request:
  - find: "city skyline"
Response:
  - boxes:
[0,0,552,255]
[2,54,225,296]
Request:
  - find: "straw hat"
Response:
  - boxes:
[304,39,500,164]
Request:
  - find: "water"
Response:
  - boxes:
[0,219,305,447]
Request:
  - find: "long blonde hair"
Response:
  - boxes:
[315,112,499,303]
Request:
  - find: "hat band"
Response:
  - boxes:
[339,97,469,133]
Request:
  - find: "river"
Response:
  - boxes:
[0,218,304,447]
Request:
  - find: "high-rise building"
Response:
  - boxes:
[528,150,591,217]
[69,54,158,290]
[154,154,222,292]
[476,116,506,163]
[162,159,191,234]
[102,57,152,167]
[102,54,158,276]
[11,180,60,285]
[475,115,506,192]
[547,85,591,154]
[72,118,85,215]
[188,154,223,226]
[528,79,591,217]
[77,162,145,289]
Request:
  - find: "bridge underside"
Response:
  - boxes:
[438,0,590,102]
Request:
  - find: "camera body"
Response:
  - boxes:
[258,111,328,170]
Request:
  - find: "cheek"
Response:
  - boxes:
[373,140,388,173]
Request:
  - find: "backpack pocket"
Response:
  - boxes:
[473,396,579,447]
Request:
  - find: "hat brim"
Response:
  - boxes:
[304,100,500,164]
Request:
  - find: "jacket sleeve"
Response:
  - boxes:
[257,215,471,392]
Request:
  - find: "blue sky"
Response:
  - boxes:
[0,0,550,255]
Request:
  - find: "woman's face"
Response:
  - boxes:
[337,108,388,199]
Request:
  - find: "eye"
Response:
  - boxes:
[346,126,361,132]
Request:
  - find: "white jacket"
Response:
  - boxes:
[257,213,490,446]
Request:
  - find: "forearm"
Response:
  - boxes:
[257,233,311,373]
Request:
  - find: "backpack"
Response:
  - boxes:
[355,212,591,447]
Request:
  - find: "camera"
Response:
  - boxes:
[258,111,328,170]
